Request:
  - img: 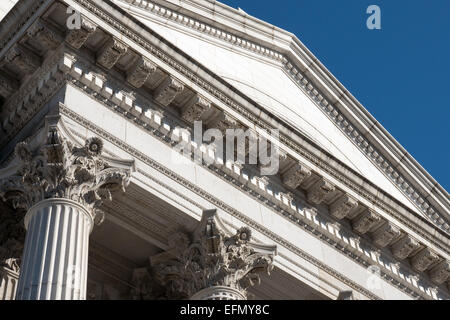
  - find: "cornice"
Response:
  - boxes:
[59,0,450,249]
[0,0,447,238]
[112,0,450,234]
[0,0,448,299]
[115,0,285,64]
[18,49,446,263]
[281,63,450,234]
[59,103,380,300]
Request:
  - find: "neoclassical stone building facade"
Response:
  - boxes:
[0,0,448,300]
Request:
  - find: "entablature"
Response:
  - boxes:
[111,0,450,236]
[0,0,448,300]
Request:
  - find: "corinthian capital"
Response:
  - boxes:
[149,209,277,300]
[0,117,133,222]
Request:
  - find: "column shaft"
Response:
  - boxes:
[190,286,246,300]
[16,199,92,300]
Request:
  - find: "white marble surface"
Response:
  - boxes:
[126,14,421,215]
[16,199,92,300]
[0,0,445,302]
[0,0,429,220]
[61,85,417,299]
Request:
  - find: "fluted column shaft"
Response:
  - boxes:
[190,286,246,300]
[16,198,93,300]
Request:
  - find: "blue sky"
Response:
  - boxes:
[219,0,450,191]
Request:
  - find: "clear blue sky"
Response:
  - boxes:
[219,0,450,191]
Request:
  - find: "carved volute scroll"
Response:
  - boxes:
[0,115,133,224]
[146,209,277,300]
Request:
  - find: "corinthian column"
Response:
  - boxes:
[0,116,133,300]
[147,209,277,300]
[16,199,92,300]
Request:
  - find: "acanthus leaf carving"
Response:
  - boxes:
[410,248,440,272]
[65,17,97,49]
[371,222,401,248]
[96,37,128,69]
[0,120,132,222]
[429,260,450,285]
[147,209,276,299]
[4,44,41,75]
[391,235,420,260]
[215,113,245,134]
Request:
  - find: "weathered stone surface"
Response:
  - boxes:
[329,194,358,220]
[307,178,335,204]
[144,210,276,300]
[282,163,311,189]
[391,235,420,260]
[97,38,128,69]
[352,210,380,234]
[410,248,440,272]
[429,261,450,284]
[126,56,156,88]
[372,223,401,248]
[65,17,97,49]
[154,76,184,106]
[181,94,212,123]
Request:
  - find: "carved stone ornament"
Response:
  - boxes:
[154,76,184,106]
[429,260,450,285]
[181,94,212,123]
[282,162,311,190]
[97,37,128,69]
[329,194,358,220]
[65,17,97,49]
[143,209,277,300]
[307,178,335,205]
[0,115,133,223]
[126,56,156,88]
